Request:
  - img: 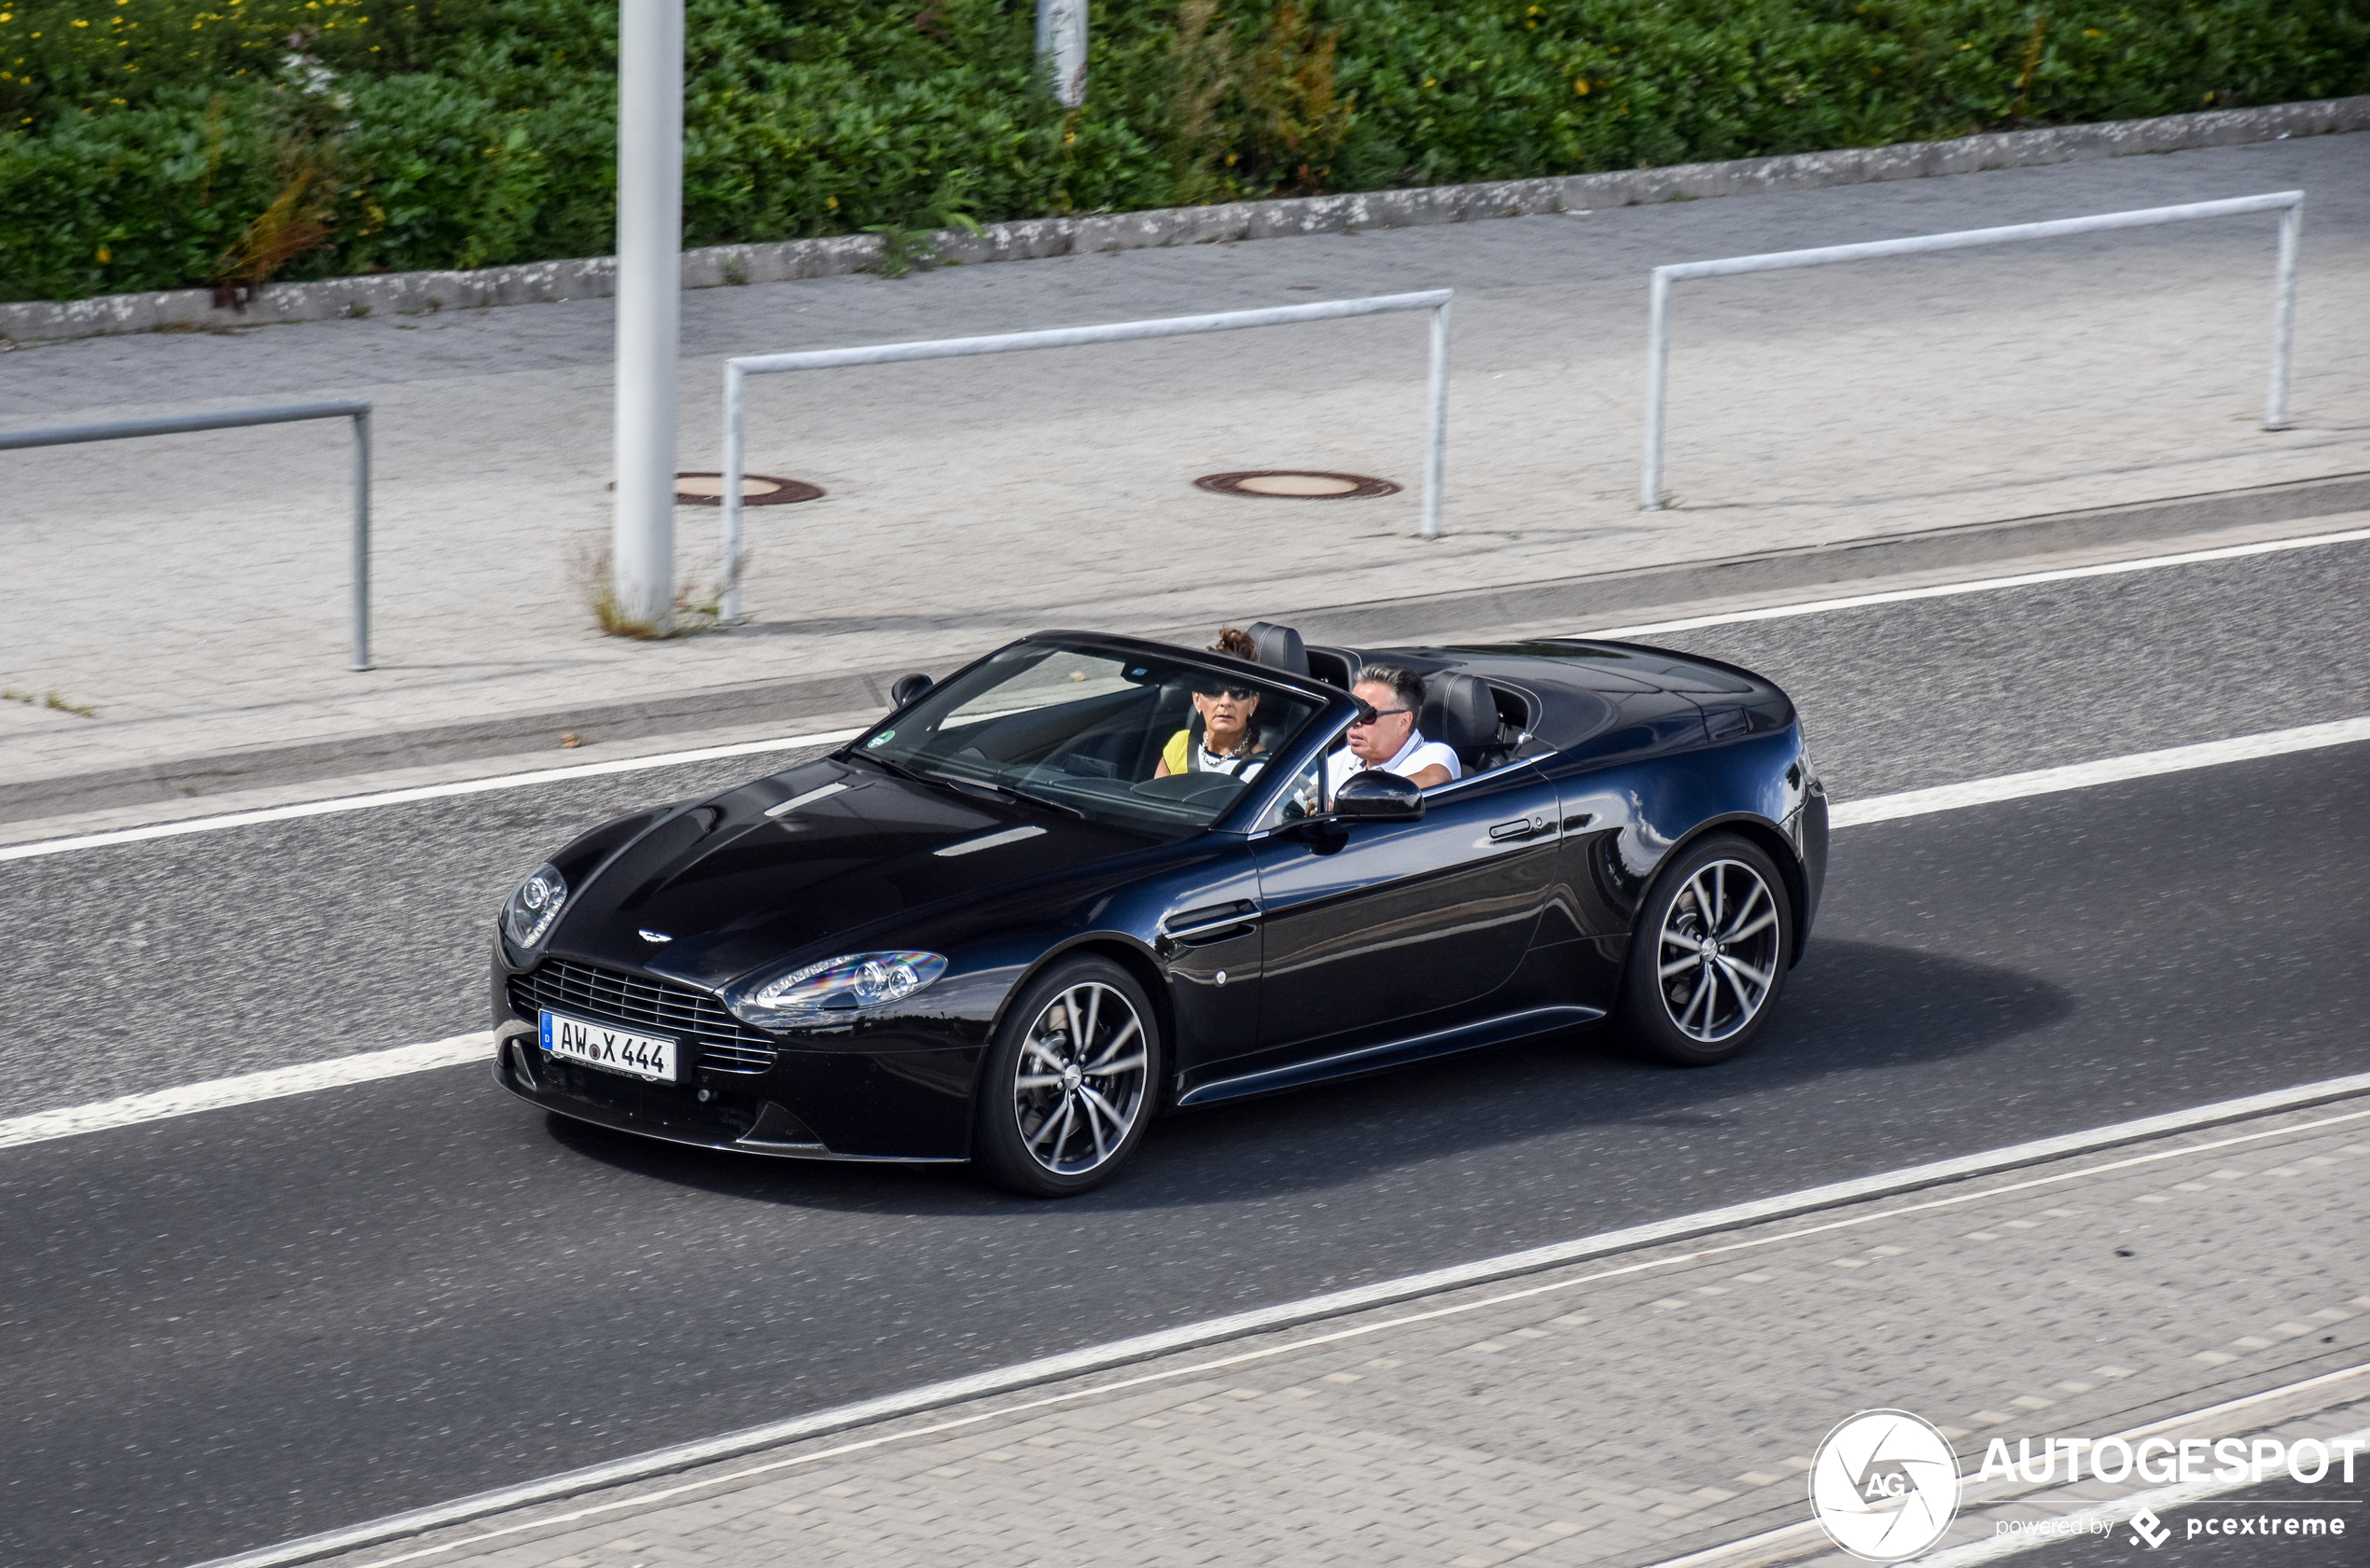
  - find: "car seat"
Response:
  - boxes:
[1246,621,1311,677]
[1419,671,1508,775]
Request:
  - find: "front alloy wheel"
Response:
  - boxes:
[974,957,1160,1196]
[1619,834,1793,1065]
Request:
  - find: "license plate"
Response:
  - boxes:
[539,1010,679,1083]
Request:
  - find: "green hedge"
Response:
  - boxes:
[4,0,2364,302]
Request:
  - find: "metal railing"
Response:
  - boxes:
[0,398,375,670]
[1639,190,2306,510]
[719,290,1456,622]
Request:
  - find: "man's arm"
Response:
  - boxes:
[1404,763,1453,790]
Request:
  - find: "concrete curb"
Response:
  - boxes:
[5,96,2364,346]
[185,1077,2370,1568]
[2,467,2362,826]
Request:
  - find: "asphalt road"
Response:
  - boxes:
[5,535,2363,1116]
[2,538,2364,1568]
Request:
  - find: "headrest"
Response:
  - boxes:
[1245,621,1310,677]
[1419,671,1499,756]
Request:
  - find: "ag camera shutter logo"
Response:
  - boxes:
[1809,1409,1962,1561]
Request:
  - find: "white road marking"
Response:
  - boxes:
[1830,715,2370,827]
[0,1033,492,1150]
[7,714,2365,1152]
[0,728,864,864]
[1584,521,2370,640]
[190,1092,2370,1568]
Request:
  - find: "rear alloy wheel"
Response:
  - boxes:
[972,956,1160,1197]
[1618,833,1792,1066]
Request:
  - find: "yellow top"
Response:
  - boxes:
[1162,728,1191,776]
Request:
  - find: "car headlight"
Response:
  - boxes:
[727,951,948,1029]
[502,863,568,950]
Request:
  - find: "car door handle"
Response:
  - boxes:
[1161,900,1262,942]
[1489,814,1552,841]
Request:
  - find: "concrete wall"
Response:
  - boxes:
[6,94,2365,347]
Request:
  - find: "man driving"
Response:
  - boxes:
[1324,663,1460,797]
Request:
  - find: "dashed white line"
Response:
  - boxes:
[1829,715,2370,827]
[0,728,864,865]
[0,1034,493,1150]
[1584,521,2370,640]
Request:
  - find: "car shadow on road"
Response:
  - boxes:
[544,937,2073,1216]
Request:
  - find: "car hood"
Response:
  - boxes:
[547,763,1148,990]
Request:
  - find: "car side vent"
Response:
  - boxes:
[1161,899,1262,944]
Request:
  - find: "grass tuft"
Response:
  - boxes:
[3,687,98,717]
[573,542,732,641]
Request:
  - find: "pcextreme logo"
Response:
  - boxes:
[1808,1409,1962,1562]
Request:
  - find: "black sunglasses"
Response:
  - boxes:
[1350,701,1415,726]
[1193,684,1261,701]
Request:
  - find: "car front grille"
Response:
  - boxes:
[509,958,777,1072]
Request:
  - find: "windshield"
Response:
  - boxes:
[850,643,1324,838]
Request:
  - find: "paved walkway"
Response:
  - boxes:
[4,134,2365,796]
[299,1103,2370,1568]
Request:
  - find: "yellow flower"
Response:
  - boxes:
[825,195,838,210]
[2083,27,2102,35]
[71,17,89,25]
[1573,77,1589,95]
[97,245,111,262]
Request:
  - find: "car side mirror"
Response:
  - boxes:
[1332,769,1425,823]
[889,673,934,708]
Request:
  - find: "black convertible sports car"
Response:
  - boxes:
[491,622,1826,1195]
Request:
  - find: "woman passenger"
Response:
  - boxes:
[1154,628,1272,781]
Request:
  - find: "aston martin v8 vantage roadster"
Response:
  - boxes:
[491,623,1826,1195]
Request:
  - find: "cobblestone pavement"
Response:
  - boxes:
[5,134,2365,790]
[300,1103,2370,1568]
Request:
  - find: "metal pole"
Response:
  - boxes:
[720,361,746,624]
[350,409,372,672]
[721,290,1455,616]
[1635,191,2302,506]
[1639,268,1672,511]
[613,0,684,631]
[2266,198,2301,431]
[1037,0,1087,108]
[0,397,373,671]
[1419,298,1450,540]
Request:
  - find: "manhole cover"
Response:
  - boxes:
[671,471,823,506]
[1195,469,1400,500]
[611,473,825,505]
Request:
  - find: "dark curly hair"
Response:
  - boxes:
[1209,626,1258,659]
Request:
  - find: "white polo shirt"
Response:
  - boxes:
[1326,728,1462,797]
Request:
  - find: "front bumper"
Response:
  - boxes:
[490,965,984,1161]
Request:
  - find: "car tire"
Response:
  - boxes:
[1616,832,1793,1067]
[971,955,1164,1198]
